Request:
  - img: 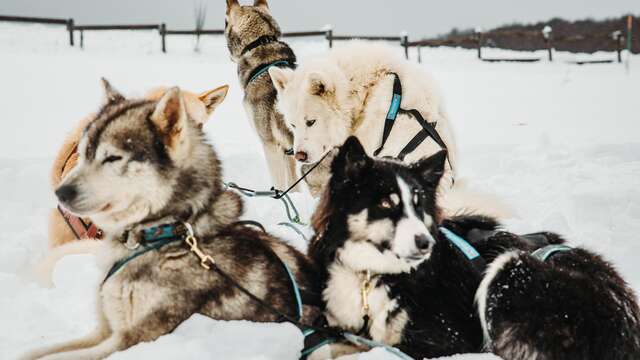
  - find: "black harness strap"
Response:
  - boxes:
[240,35,279,56]
[399,109,454,174]
[373,74,403,157]
[374,73,453,175]
[396,126,428,161]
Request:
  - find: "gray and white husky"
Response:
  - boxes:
[225,0,299,190]
[23,80,320,360]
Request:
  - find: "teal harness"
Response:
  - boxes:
[247,60,292,84]
[531,244,573,262]
[439,227,487,273]
[103,224,187,283]
[103,223,303,321]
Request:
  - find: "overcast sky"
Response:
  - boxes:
[2,0,638,38]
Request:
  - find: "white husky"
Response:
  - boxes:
[269,42,512,219]
[269,42,457,192]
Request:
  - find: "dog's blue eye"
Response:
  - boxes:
[306,119,316,127]
[102,155,122,164]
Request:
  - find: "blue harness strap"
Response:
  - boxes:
[103,224,185,283]
[439,227,486,274]
[247,60,292,84]
[531,244,573,262]
[373,73,403,157]
[281,261,304,320]
[342,333,414,360]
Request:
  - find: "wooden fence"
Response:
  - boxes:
[407,27,630,64]
[0,14,634,64]
[0,15,75,45]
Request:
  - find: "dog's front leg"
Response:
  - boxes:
[35,334,123,360]
[20,325,111,360]
[21,293,112,360]
[306,342,363,360]
[262,142,296,191]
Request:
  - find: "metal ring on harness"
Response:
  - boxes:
[224,182,304,225]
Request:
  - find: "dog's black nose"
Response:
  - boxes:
[55,184,78,203]
[295,151,308,162]
[415,234,433,250]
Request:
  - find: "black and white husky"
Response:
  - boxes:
[309,136,640,359]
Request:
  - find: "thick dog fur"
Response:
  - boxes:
[24,81,321,360]
[269,42,458,196]
[48,85,229,248]
[224,0,299,190]
[309,136,640,359]
[477,248,640,360]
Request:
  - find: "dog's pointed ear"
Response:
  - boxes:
[254,0,268,8]
[198,85,229,115]
[269,67,293,93]
[151,87,187,149]
[410,150,447,188]
[100,77,125,104]
[307,72,333,97]
[226,0,239,13]
[331,136,371,181]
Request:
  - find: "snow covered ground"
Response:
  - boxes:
[0,23,638,359]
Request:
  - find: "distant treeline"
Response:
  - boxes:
[439,15,639,54]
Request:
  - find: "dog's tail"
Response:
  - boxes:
[30,239,103,288]
[440,179,514,221]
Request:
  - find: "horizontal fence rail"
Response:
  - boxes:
[164,29,224,35]
[1,15,74,45]
[282,30,327,38]
[331,35,402,41]
[0,15,68,25]
[75,23,161,49]
[74,24,159,31]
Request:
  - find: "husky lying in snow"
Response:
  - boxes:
[24,81,321,360]
[308,136,640,359]
[225,0,299,190]
[269,42,457,196]
[48,84,229,248]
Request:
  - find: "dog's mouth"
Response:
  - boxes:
[62,201,114,218]
[404,248,433,265]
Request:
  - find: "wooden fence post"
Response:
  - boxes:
[160,23,166,53]
[612,31,623,63]
[67,18,74,46]
[417,45,422,63]
[475,30,482,59]
[80,30,84,49]
[402,33,409,60]
[326,28,333,48]
[627,15,633,55]
[542,26,553,62]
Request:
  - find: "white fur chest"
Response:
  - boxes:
[323,263,408,345]
[98,242,168,330]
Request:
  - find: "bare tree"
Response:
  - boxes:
[194,1,207,52]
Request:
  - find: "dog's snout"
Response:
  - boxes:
[56,184,78,203]
[415,234,433,250]
[295,151,308,162]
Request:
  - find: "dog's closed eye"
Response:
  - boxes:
[306,119,316,127]
[290,123,296,129]
[102,155,123,165]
